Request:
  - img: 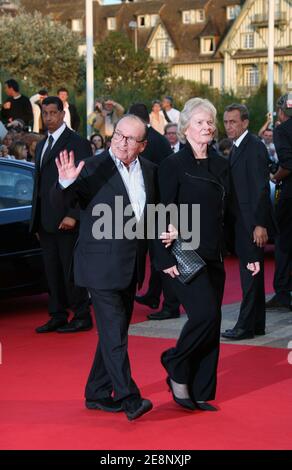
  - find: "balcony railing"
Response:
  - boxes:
[251,11,287,28]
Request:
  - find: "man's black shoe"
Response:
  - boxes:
[85,397,123,413]
[36,318,68,333]
[255,329,266,336]
[135,295,159,309]
[221,328,254,340]
[57,317,93,333]
[123,398,153,421]
[225,328,266,336]
[265,296,292,311]
[147,310,180,320]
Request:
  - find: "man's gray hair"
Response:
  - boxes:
[178,98,217,143]
[224,103,249,121]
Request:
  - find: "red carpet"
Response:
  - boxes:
[1,251,286,450]
[0,321,291,450]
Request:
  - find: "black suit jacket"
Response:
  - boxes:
[273,117,292,199]
[51,151,158,290]
[141,126,172,165]
[228,132,276,260]
[68,103,81,132]
[30,126,91,234]
[154,142,230,270]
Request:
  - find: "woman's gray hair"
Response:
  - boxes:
[177,97,217,143]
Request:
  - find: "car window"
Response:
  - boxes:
[0,165,34,209]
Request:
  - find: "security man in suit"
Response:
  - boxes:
[222,103,276,340]
[266,94,292,311]
[30,96,92,333]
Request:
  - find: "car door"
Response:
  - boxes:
[0,159,45,294]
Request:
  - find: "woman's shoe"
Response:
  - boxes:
[195,401,217,411]
[166,377,196,411]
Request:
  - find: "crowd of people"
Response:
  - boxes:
[1,76,292,421]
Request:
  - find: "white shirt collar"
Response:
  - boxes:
[234,130,248,147]
[48,122,66,143]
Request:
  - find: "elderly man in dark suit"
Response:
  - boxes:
[30,96,92,333]
[222,103,276,340]
[52,114,167,420]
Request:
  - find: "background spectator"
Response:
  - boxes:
[30,89,48,134]
[1,79,33,129]
[161,96,180,124]
[149,100,167,135]
[57,87,80,132]
[88,98,124,138]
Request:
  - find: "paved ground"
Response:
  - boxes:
[129,296,292,349]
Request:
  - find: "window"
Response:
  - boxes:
[201,69,213,86]
[182,9,205,24]
[244,66,259,87]
[150,15,159,27]
[71,19,83,32]
[0,166,34,210]
[107,17,116,30]
[242,33,254,49]
[151,38,174,60]
[201,37,215,54]
[227,5,241,20]
[138,15,158,28]
[197,9,205,22]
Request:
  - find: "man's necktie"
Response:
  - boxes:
[41,135,54,167]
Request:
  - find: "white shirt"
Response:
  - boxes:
[234,130,248,148]
[109,149,146,221]
[63,102,72,130]
[40,122,66,166]
[165,108,180,124]
[59,148,146,222]
[171,141,180,153]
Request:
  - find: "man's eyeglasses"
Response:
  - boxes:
[113,130,145,146]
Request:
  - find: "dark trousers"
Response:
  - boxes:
[273,198,292,305]
[161,260,225,401]
[234,220,266,333]
[39,228,90,320]
[85,275,140,402]
[147,245,180,313]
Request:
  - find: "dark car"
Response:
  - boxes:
[0,158,47,298]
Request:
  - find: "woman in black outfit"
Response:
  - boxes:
[155,98,238,411]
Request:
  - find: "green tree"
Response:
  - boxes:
[0,11,81,90]
[94,32,169,108]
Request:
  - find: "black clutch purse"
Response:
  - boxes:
[171,237,206,284]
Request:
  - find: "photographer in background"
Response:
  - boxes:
[87,98,124,138]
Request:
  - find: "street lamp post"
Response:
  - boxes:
[267,0,275,121]
[129,20,138,52]
[86,0,94,138]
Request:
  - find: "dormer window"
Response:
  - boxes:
[71,19,83,32]
[200,37,215,54]
[182,9,205,24]
[107,17,116,30]
[227,5,241,20]
[138,14,159,28]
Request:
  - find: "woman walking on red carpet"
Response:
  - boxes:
[154,98,259,411]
